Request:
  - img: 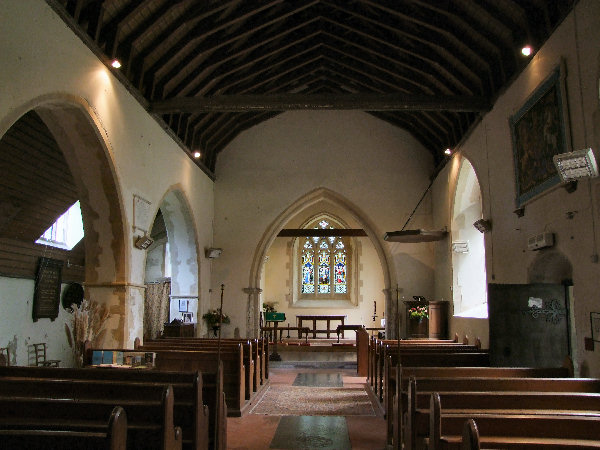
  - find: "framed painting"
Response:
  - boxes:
[509,62,570,206]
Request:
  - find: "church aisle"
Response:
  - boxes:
[227,349,386,449]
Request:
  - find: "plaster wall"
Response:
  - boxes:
[0,0,214,352]
[0,276,74,367]
[432,0,600,374]
[214,110,435,337]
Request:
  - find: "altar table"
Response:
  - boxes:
[296,315,346,339]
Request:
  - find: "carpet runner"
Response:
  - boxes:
[249,385,376,416]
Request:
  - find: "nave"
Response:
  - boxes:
[227,349,386,450]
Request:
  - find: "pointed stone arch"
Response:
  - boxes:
[1,93,129,345]
[246,187,397,337]
[450,155,488,318]
[150,186,202,334]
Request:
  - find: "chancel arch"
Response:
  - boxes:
[248,187,396,339]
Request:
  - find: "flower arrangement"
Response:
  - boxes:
[65,299,110,367]
[262,301,278,312]
[408,306,429,321]
[202,308,230,326]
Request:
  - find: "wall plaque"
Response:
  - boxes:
[32,257,63,322]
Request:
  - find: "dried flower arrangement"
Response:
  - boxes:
[65,299,110,367]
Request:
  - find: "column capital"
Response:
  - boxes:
[243,287,262,295]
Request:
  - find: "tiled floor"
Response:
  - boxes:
[227,349,386,449]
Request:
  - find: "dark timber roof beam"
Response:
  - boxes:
[151,93,490,114]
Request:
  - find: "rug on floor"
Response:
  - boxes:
[250,385,376,416]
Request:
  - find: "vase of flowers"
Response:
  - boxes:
[263,302,278,312]
[408,306,429,323]
[202,308,230,336]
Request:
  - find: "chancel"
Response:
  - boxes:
[1,1,600,448]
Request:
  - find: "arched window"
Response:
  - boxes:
[298,218,351,301]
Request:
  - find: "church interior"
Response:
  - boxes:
[1,0,600,448]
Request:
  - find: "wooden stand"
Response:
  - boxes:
[428,300,449,339]
[163,322,195,337]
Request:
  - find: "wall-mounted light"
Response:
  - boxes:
[473,219,492,233]
[193,151,201,158]
[521,45,533,57]
[452,240,469,253]
[553,148,598,182]
[444,148,452,156]
[513,207,525,218]
[111,59,122,69]
[134,234,154,250]
[205,247,223,258]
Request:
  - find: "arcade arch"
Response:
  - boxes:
[144,189,201,338]
[451,157,488,318]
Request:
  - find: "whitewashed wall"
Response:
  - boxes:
[432,0,600,375]
[213,110,435,337]
[0,0,215,360]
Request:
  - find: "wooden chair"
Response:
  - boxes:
[32,343,60,367]
[0,347,9,366]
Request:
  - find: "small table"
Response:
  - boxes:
[296,315,346,339]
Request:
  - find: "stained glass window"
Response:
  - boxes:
[298,219,349,298]
[301,239,314,294]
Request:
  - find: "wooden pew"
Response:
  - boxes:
[151,337,267,385]
[388,364,573,450]
[378,349,490,411]
[369,337,478,396]
[0,365,219,450]
[140,340,256,399]
[368,337,461,386]
[150,347,246,416]
[406,377,600,450]
[156,337,269,385]
[375,341,484,401]
[0,377,184,450]
[429,393,600,450]
[0,403,127,450]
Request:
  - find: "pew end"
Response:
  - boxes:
[461,419,480,450]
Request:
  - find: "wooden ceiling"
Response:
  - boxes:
[48,0,575,173]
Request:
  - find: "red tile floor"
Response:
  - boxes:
[227,349,386,449]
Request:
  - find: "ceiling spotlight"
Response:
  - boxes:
[111,59,122,69]
[444,148,452,156]
[521,46,532,57]
[193,151,201,158]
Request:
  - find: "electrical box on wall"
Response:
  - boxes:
[527,232,554,251]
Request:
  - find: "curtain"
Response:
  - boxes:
[144,281,171,339]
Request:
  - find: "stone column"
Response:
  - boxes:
[84,282,145,348]
[243,287,262,338]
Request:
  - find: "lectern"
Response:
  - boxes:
[265,312,286,361]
